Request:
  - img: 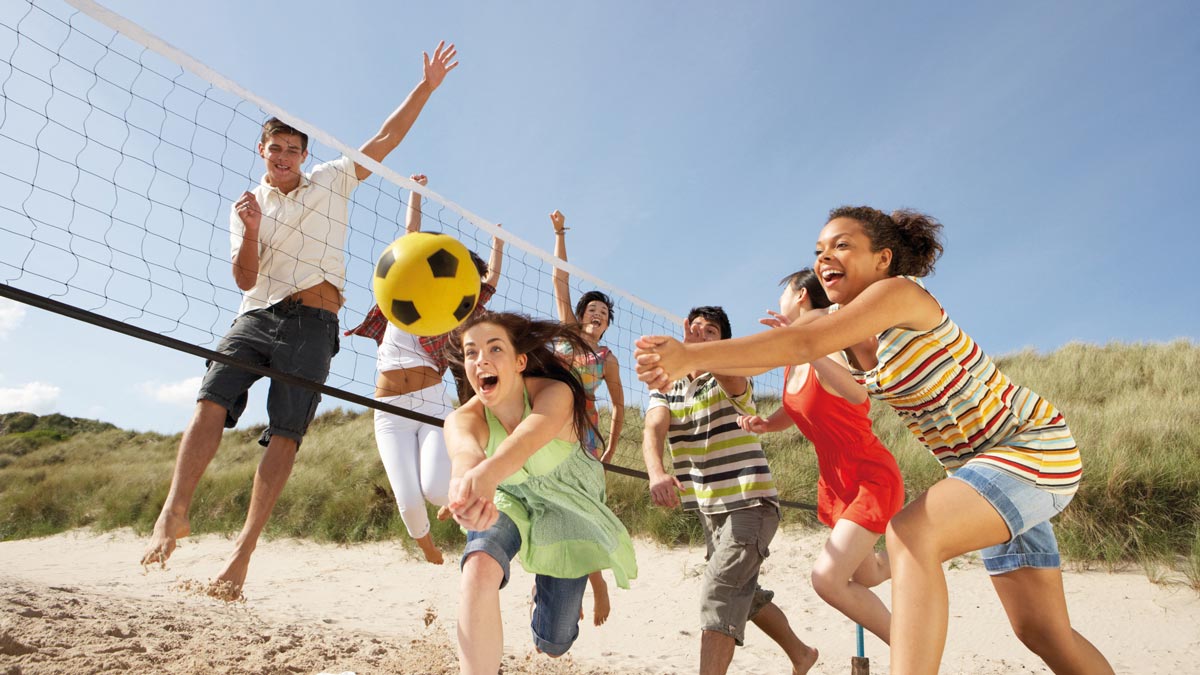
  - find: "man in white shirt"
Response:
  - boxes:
[140,42,459,596]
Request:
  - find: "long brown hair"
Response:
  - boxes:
[446,311,600,448]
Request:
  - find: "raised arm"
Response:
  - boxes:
[355,42,459,181]
[404,174,427,234]
[600,351,625,464]
[550,210,576,325]
[641,405,682,508]
[636,276,941,391]
[483,224,504,289]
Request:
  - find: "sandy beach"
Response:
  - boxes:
[1,527,1196,674]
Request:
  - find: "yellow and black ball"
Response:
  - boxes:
[373,232,481,336]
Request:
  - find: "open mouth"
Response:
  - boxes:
[478,374,499,394]
[820,268,845,286]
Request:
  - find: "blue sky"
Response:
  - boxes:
[1,0,1197,433]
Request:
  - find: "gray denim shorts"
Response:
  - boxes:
[698,502,780,646]
[197,299,339,447]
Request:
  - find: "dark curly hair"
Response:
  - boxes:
[445,311,600,448]
[828,206,944,277]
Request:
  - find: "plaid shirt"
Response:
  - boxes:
[345,282,497,373]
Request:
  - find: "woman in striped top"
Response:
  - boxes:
[634,207,1112,675]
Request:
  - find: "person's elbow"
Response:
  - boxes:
[233,268,256,291]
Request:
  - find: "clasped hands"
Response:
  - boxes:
[446,463,500,531]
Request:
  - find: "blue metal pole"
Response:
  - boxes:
[856,623,865,658]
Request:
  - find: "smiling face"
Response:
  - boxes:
[814,217,893,305]
[461,321,527,406]
[258,131,307,191]
[578,300,611,340]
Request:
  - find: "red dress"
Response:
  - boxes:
[781,365,904,534]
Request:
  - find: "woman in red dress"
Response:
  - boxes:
[738,268,904,644]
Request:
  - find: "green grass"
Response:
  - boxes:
[2,340,1197,588]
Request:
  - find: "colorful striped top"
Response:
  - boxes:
[648,374,778,514]
[555,341,611,458]
[843,278,1082,495]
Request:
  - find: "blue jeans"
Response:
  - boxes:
[461,512,589,656]
[950,463,1074,574]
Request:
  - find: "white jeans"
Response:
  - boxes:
[373,389,454,539]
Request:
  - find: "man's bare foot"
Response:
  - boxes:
[211,546,252,599]
[588,572,610,626]
[791,645,819,675]
[416,533,444,565]
[205,578,245,603]
[140,510,190,568]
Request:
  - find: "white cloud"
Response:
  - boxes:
[0,382,61,414]
[139,377,203,406]
[0,299,26,339]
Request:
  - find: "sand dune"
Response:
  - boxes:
[1,528,1196,674]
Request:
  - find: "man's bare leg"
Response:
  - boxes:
[751,602,819,674]
[699,629,737,675]
[210,433,297,596]
[141,400,227,566]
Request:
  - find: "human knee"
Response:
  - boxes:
[1010,621,1062,657]
[809,560,844,603]
[461,551,504,588]
[885,511,934,560]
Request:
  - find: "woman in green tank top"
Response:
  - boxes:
[443,311,637,674]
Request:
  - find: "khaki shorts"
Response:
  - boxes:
[698,502,780,645]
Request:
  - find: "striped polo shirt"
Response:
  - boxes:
[844,277,1083,495]
[648,373,778,514]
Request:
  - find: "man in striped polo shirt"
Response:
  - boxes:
[642,306,818,675]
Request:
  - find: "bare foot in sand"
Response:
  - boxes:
[140,510,190,568]
[791,645,819,675]
[210,545,253,598]
[588,572,610,626]
[416,533,444,565]
[205,578,245,603]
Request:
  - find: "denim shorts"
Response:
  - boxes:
[949,463,1074,574]
[698,503,779,646]
[197,299,339,447]
[460,512,589,656]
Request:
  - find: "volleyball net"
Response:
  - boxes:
[0,0,790,480]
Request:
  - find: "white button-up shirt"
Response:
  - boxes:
[230,156,359,316]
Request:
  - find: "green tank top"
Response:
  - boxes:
[484,390,637,587]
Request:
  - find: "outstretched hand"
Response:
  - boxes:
[759,310,792,329]
[634,334,689,393]
[410,173,428,186]
[423,41,459,91]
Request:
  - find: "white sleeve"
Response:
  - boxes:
[311,156,360,199]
